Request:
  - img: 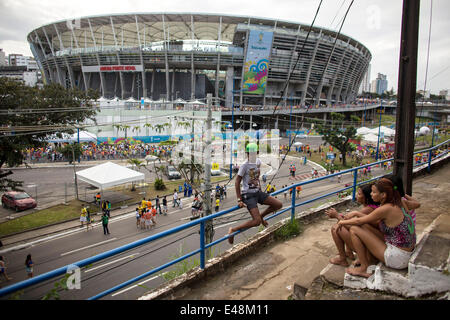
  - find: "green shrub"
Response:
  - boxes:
[154,178,166,190]
[275,219,302,241]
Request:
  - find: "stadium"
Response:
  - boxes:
[27,13,371,109]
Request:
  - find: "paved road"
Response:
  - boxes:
[0,152,389,300]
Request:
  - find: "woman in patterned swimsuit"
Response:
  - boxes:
[337,178,416,278]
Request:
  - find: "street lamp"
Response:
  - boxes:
[375,101,384,161]
[230,80,246,179]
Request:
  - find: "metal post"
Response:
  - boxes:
[352,169,358,201]
[200,221,205,269]
[428,124,436,172]
[72,144,79,200]
[393,0,420,195]
[204,94,214,258]
[230,81,235,179]
[289,100,293,145]
[291,187,296,222]
[77,127,80,163]
[376,102,383,161]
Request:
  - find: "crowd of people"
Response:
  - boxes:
[22,142,175,163]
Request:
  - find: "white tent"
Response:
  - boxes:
[76,162,145,189]
[357,127,372,135]
[362,133,379,143]
[174,98,186,104]
[369,126,396,137]
[187,99,206,105]
[47,130,97,143]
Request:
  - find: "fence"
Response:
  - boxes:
[0,139,448,299]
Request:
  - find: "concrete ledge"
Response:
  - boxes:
[138,197,353,300]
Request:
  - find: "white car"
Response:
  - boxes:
[296,134,307,139]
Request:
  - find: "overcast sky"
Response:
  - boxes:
[0,0,448,94]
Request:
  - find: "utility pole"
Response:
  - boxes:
[71,143,79,200]
[393,0,420,195]
[204,93,214,257]
[191,102,195,183]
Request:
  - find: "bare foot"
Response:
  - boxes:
[351,259,361,267]
[329,255,349,267]
[227,228,234,245]
[261,219,268,228]
[345,250,355,260]
[345,266,372,278]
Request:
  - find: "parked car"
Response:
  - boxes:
[296,134,307,139]
[1,192,37,212]
[165,165,181,180]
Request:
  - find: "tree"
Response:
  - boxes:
[0,78,99,192]
[314,113,357,167]
[57,143,83,164]
[127,158,145,191]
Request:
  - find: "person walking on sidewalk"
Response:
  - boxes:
[155,195,162,215]
[162,196,168,215]
[80,206,87,228]
[215,197,220,212]
[173,190,179,208]
[226,143,282,245]
[85,207,94,231]
[0,256,12,281]
[25,254,34,278]
[101,213,110,235]
[106,201,111,218]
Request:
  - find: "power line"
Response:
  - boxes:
[267,0,355,186]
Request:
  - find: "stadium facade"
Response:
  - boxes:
[27,13,371,107]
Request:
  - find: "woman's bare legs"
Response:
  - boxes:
[352,224,384,267]
[330,224,350,266]
[346,225,387,278]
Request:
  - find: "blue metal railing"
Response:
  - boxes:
[0,139,448,299]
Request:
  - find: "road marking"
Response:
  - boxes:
[111,272,167,296]
[84,253,138,273]
[61,238,117,256]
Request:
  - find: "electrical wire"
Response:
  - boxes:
[267,0,355,186]
[416,0,433,141]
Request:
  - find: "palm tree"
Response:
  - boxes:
[127,158,144,191]
[114,124,122,137]
[132,126,140,136]
[122,125,130,139]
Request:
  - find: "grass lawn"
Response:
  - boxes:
[0,176,228,238]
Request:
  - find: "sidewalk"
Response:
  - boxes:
[140,161,450,300]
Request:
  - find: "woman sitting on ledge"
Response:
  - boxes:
[337,178,416,278]
[325,183,380,267]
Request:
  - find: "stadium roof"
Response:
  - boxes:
[28,12,370,55]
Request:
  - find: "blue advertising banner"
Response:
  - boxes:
[243,30,273,95]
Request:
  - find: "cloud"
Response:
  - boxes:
[0,0,448,93]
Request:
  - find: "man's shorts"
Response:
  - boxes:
[242,191,270,210]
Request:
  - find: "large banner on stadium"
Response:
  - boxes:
[243,30,273,95]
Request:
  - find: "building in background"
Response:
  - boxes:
[358,63,371,94]
[0,49,6,66]
[27,13,371,107]
[370,73,388,95]
[0,52,42,86]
